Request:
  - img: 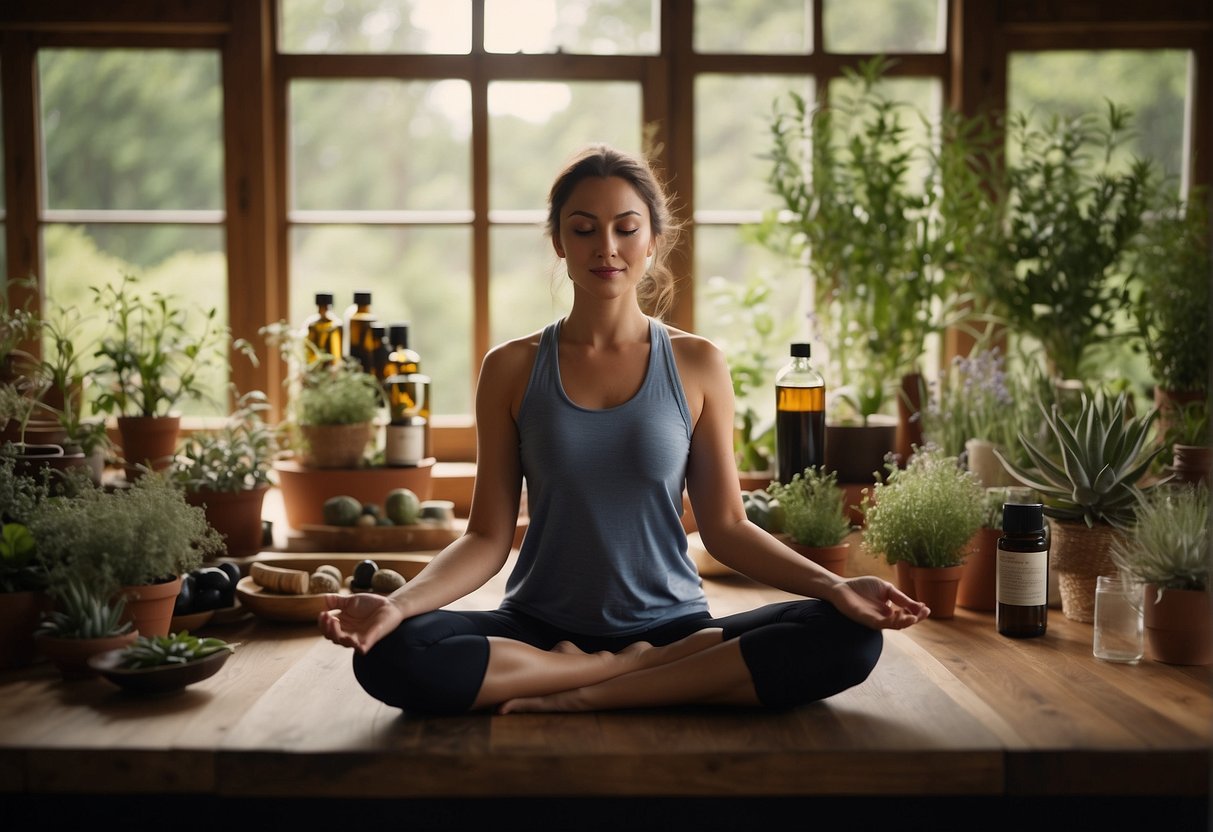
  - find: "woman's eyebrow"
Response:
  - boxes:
[567,209,642,220]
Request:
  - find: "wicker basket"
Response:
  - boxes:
[1049,519,1127,623]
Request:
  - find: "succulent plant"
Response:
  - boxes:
[1110,483,1209,594]
[119,631,235,669]
[36,574,133,640]
[995,391,1165,528]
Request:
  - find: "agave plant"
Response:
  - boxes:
[995,391,1165,528]
[36,573,133,640]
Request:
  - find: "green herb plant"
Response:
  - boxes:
[860,445,985,568]
[170,389,278,493]
[766,466,852,548]
[92,274,256,418]
[1110,483,1209,595]
[120,631,236,669]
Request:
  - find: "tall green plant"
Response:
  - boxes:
[984,102,1156,381]
[757,57,981,423]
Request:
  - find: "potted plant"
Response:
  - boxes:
[1132,188,1209,437]
[91,274,254,480]
[1110,483,1210,665]
[0,445,56,668]
[170,389,278,559]
[766,466,853,576]
[34,573,137,680]
[956,484,1036,612]
[27,472,224,638]
[757,57,980,480]
[980,102,1155,385]
[859,444,985,617]
[1163,400,1210,485]
[996,390,1165,623]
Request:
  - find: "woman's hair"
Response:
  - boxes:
[546,144,683,318]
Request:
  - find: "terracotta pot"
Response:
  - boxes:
[909,564,965,619]
[738,471,775,493]
[298,422,374,469]
[119,575,183,638]
[35,630,138,680]
[186,484,270,559]
[0,590,53,669]
[893,560,916,600]
[273,458,434,529]
[1171,445,1212,485]
[1144,585,1212,666]
[895,372,925,465]
[825,416,898,486]
[20,418,69,448]
[118,414,181,480]
[958,527,1000,612]
[1153,387,1206,444]
[780,536,849,577]
[1047,519,1124,624]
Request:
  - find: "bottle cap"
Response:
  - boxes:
[389,323,410,346]
[1002,502,1044,534]
[354,290,372,305]
[371,323,386,335]
[315,291,334,305]
[790,343,811,358]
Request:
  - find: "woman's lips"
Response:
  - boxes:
[590,267,623,278]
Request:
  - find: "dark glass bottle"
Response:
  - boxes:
[383,322,421,379]
[345,290,377,374]
[303,291,342,365]
[370,322,390,383]
[774,343,826,484]
[996,502,1049,638]
[384,371,431,464]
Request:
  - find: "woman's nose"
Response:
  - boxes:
[596,231,617,258]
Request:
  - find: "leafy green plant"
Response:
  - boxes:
[28,472,223,598]
[995,390,1164,528]
[31,300,110,456]
[0,521,42,593]
[860,445,985,568]
[1164,400,1210,448]
[35,573,133,640]
[91,274,255,418]
[982,102,1155,381]
[757,57,983,423]
[170,389,278,493]
[261,319,383,428]
[1110,483,1209,594]
[119,630,235,669]
[0,276,41,376]
[1132,188,1209,395]
[767,466,852,547]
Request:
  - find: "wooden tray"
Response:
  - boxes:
[293,521,459,552]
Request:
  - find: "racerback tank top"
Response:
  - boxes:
[502,317,708,635]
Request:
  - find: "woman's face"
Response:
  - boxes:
[553,175,657,304]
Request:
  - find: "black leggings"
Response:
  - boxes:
[352,600,883,715]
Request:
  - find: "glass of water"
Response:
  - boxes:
[1093,575,1144,663]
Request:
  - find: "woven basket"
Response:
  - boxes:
[1049,519,1127,623]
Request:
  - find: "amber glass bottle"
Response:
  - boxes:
[345,290,377,374]
[774,343,826,484]
[303,291,342,365]
[996,502,1049,638]
[383,322,421,378]
[370,322,390,383]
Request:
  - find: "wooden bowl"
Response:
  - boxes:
[235,576,334,623]
[89,646,232,694]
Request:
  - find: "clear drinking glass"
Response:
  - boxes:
[1093,575,1144,663]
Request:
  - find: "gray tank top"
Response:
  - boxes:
[502,317,709,635]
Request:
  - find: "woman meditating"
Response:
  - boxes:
[318,144,929,715]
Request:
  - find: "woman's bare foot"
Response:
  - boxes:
[498,688,587,714]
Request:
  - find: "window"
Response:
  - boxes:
[38,48,229,416]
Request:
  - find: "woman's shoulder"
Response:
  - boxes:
[484,326,547,370]
[660,322,726,372]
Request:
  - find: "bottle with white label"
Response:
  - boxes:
[996,502,1049,638]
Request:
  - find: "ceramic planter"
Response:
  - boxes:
[35,631,138,680]
[119,575,184,638]
[779,535,849,577]
[957,527,1000,612]
[186,484,271,559]
[117,414,181,480]
[273,458,434,529]
[909,564,965,619]
[1144,585,1212,666]
[892,560,916,600]
[825,416,897,487]
[0,590,53,669]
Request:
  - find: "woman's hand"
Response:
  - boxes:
[318,592,406,654]
[828,575,931,630]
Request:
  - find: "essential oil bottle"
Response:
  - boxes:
[997,502,1049,638]
[774,343,825,484]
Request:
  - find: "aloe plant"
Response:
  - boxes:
[36,574,133,640]
[995,391,1165,528]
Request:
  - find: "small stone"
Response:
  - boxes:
[371,568,406,594]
